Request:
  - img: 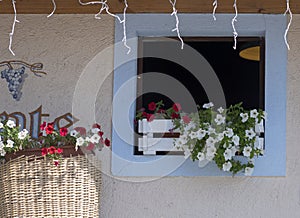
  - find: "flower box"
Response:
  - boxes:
[0,154,101,217]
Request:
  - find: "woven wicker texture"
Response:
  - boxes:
[0,155,101,218]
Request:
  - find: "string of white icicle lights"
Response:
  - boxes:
[169,0,184,49]
[78,0,131,54]
[212,0,218,21]
[231,0,238,50]
[9,0,19,56]
[284,0,292,50]
[47,0,57,18]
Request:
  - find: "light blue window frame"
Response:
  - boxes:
[112,14,286,176]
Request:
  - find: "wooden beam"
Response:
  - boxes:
[0,0,298,14]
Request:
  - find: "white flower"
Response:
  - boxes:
[232,135,240,145]
[203,102,214,109]
[0,122,3,129]
[243,146,252,157]
[70,130,78,137]
[76,137,85,146]
[217,133,224,142]
[196,129,206,139]
[85,137,91,142]
[206,146,216,157]
[184,122,196,132]
[190,131,198,139]
[197,152,205,161]
[183,148,191,159]
[0,141,4,149]
[230,146,238,156]
[245,129,256,139]
[217,107,224,113]
[223,148,233,160]
[222,162,232,171]
[254,137,264,150]
[206,137,216,147]
[6,120,16,128]
[215,114,225,125]
[245,167,254,176]
[262,111,267,120]
[91,128,100,134]
[225,128,234,138]
[208,127,216,135]
[0,149,6,156]
[250,109,258,119]
[175,136,187,147]
[90,134,100,144]
[18,129,28,140]
[240,113,249,123]
[6,139,14,148]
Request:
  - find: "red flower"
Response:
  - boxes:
[53,160,59,166]
[171,113,179,119]
[74,127,86,136]
[104,138,110,147]
[98,131,104,137]
[48,146,56,155]
[59,127,68,136]
[146,113,155,122]
[41,147,48,156]
[148,102,156,111]
[182,115,191,124]
[142,112,147,118]
[40,121,47,131]
[92,123,101,129]
[56,148,63,154]
[172,103,182,112]
[87,142,95,151]
[45,124,54,135]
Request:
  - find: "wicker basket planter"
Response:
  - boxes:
[0,153,101,218]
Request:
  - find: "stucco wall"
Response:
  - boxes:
[0,14,299,218]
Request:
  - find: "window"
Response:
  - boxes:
[112,14,286,176]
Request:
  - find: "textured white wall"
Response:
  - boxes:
[0,14,299,218]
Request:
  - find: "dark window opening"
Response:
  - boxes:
[135,37,265,155]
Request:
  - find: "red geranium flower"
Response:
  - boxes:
[48,146,56,155]
[87,142,95,150]
[142,112,147,118]
[98,131,104,137]
[74,127,86,136]
[45,124,54,135]
[171,113,179,119]
[56,148,63,154]
[172,103,182,112]
[59,127,68,136]
[182,115,191,124]
[104,138,110,147]
[41,147,48,156]
[146,113,155,122]
[92,123,101,129]
[148,102,156,111]
[40,121,47,131]
[53,160,59,166]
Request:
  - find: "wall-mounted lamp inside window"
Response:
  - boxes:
[239,42,260,61]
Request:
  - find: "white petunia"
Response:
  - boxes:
[6,120,16,128]
[243,146,252,157]
[197,152,205,161]
[206,137,216,147]
[250,109,258,119]
[254,137,264,150]
[206,146,216,157]
[223,148,233,161]
[184,122,196,132]
[217,107,224,113]
[222,161,232,171]
[190,131,198,139]
[232,135,240,145]
[225,128,234,138]
[0,149,6,156]
[0,141,4,149]
[0,122,3,128]
[6,139,14,148]
[85,137,91,142]
[217,133,224,142]
[183,148,191,159]
[90,134,101,144]
[91,128,100,134]
[175,136,187,147]
[70,130,78,137]
[76,137,85,146]
[240,113,249,123]
[196,129,206,139]
[245,129,256,139]
[215,114,225,125]
[208,127,216,135]
[203,102,214,109]
[18,129,28,140]
[245,167,254,176]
